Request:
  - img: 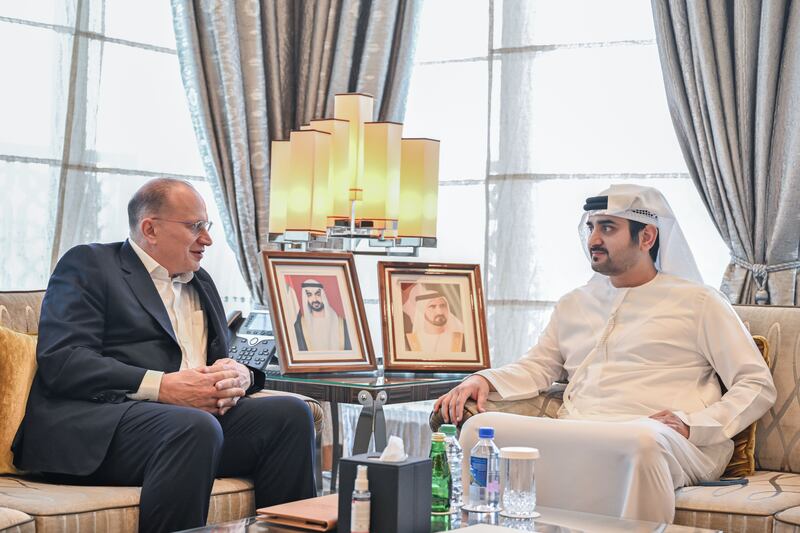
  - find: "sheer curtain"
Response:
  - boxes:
[0,0,250,309]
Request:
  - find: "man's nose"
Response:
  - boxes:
[587,228,603,246]
[197,228,213,246]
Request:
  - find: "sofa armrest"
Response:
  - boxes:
[247,389,324,435]
[429,384,565,433]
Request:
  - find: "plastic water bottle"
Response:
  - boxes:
[463,426,501,513]
[440,424,463,509]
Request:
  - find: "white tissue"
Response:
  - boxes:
[378,435,408,462]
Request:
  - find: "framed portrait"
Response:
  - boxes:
[378,262,490,372]
[262,251,376,373]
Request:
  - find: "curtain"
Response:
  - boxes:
[48,0,104,267]
[171,0,421,304]
[652,0,800,305]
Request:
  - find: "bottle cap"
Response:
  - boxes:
[478,427,494,439]
[440,424,457,437]
[355,464,369,491]
[431,432,445,442]
[500,446,540,460]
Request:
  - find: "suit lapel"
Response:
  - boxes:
[119,241,179,345]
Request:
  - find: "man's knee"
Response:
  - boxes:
[248,396,314,437]
[277,397,314,435]
[625,422,668,460]
[168,409,224,452]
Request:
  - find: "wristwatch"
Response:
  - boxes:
[248,369,255,390]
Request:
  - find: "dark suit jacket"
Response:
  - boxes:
[12,241,264,475]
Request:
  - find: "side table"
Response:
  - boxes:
[263,371,466,491]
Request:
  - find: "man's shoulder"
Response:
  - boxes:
[655,273,723,299]
[57,241,125,267]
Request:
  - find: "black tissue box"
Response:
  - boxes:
[337,453,432,533]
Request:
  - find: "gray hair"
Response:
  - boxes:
[127,178,195,234]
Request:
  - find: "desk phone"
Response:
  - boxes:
[228,310,278,372]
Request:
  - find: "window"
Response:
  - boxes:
[401,0,730,366]
[0,0,249,311]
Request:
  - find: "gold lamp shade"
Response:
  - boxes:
[309,119,351,224]
[360,122,402,234]
[286,129,331,234]
[399,138,440,238]
[334,93,374,201]
[268,140,291,234]
[268,92,440,248]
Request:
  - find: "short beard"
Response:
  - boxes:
[425,314,447,327]
[589,248,637,276]
[308,301,324,312]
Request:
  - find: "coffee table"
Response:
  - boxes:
[178,507,721,532]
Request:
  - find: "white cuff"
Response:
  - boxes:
[126,370,164,401]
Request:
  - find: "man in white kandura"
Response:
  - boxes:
[407,290,465,353]
[434,184,776,523]
[293,279,351,351]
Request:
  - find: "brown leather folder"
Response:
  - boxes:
[257,493,338,531]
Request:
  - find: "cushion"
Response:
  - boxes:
[776,505,800,528]
[720,335,769,478]
[0,326,37,475]
[0,476,253,531]
[676,470,800,516]
[734,304,800,473]
[0,507,34,531]
[0,291,43,336]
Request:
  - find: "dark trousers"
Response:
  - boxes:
[49,396,316,533]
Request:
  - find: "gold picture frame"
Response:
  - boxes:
[378,261,490,372]
[262,251,376,373]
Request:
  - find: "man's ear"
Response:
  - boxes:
[640,224,658,252]
[140,218,157,244]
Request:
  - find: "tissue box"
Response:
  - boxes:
[338,453,432,533]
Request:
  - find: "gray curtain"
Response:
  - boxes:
[652,0,800,305]
[171,0,421,304]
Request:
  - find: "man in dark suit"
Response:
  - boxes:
[13,179,315,532]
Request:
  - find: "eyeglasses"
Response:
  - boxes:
[152,218,213,235]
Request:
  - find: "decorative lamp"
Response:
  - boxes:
[285,129,331,234]
[398,138,440,239]
[268,140,290,235]
[334,93,374,201]
[360,122,402,235]
[309,119,352,225]
[268,92,439,255]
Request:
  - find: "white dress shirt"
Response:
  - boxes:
[127,239,208,401]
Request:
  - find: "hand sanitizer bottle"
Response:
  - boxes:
[351,465,370,533]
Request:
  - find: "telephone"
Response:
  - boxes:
[227,310,279,373]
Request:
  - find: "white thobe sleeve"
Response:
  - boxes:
[676,291,776,447]
[476,306,566,401]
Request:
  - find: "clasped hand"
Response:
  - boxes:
[158,358,252,416]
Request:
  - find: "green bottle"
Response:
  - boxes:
[430,432,452,514]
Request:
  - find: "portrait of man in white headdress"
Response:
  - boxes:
[405,285,465,353]
[292,278,351,352]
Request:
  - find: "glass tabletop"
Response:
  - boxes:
[179,507,720,532]
[263,370,469,389]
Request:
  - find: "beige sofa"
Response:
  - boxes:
[0,290,323,533]
[431,304,800,532]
